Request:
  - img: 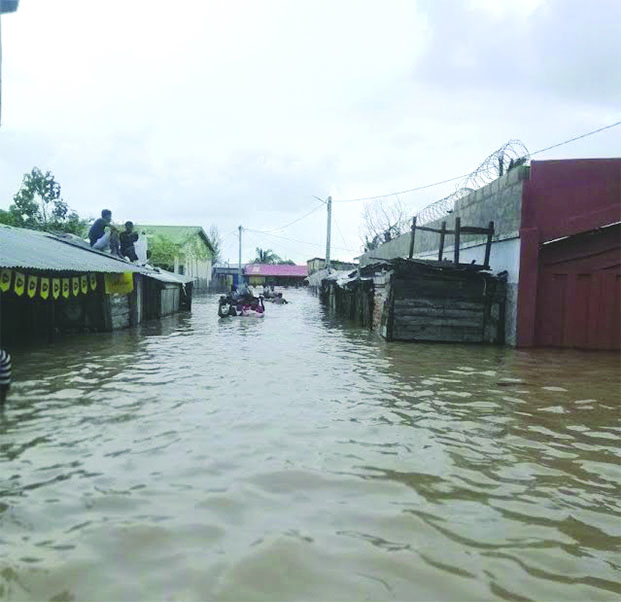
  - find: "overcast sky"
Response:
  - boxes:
[1,0,619,263]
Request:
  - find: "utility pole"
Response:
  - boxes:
[325,196,332,272]
[238,225,243,287]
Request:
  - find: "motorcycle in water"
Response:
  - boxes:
[218,292,265,318]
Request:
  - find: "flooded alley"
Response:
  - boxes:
[1,290,619,601]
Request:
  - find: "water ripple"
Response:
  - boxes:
[0,291,619,601]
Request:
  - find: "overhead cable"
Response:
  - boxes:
[333,120,621,204]
[245,227,356,252]
[249,201,325,234]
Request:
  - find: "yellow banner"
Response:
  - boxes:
[27,275,38,298]
[72,277,80,297]
[40,278,50,300]
[62,278,70,299]
[14,272,25,296]
[0,269,11,292]
[104,273,134,295]
[52,278,61,299]
[81,275,88,294]
[89,273,97,291]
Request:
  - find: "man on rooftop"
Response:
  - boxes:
[88,209,113,250]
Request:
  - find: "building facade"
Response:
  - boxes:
[244,263,308,287]
[358,158,621,350]
[139,225,215,291]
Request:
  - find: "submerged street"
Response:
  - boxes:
[1,290,619,601]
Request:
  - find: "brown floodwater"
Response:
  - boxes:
[1,289,620,601]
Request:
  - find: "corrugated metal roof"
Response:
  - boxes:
[0,225,193,285]
[143,267,195,284]
[0,225,145,273]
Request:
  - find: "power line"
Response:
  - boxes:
[245,227,356,252]
[333,120,621,204]
[250,201,325,234]
[334,173,468,204]
[529,120,621,157]
[332,214,350,249]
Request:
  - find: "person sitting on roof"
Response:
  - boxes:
[120,221,139,262]
[89,209,113,250]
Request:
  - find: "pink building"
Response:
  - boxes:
[244,263,308,287]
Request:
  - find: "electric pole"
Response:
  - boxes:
[325,196,332,272]
[238,225,243,287]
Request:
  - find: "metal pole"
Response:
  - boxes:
[325,196,332,272]
[454,217,461,265]
[408,216,417,259]
[238,225,243,287]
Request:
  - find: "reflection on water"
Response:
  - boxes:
[1,290,620,601]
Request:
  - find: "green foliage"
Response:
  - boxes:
[186,236,208,261]
[4,167,88,235]
[0,209,18,226]
[148,234,179,271]
[253,247,281,264]
[277,259,296,265]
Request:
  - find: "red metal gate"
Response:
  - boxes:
[535,225,620,350]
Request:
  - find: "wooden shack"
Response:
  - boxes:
[382,259,505,343]
[321,258,506,344]
[0,225,194,345]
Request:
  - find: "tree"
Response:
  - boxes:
[253,247,281,264]
[148,235,179,271]
[360,198,409,252]
[4,167,88,235]
[208,225,222,264]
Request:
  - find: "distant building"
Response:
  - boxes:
[307,257,358,275]
[244,263,308,287]
[211,263,244,292]
[306,257,358,276]
[138,225,215,291]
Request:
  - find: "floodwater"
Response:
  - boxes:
[1,290,620,601]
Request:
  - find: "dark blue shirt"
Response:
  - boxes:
[88,218,108,246]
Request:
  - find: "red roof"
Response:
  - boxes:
[244,263,308,277]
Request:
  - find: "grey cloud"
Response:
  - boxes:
[415,0,621,106]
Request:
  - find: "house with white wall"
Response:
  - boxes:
[139,225,215,291]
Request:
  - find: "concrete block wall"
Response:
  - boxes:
[361,166,528,266]
[359,165,529,345]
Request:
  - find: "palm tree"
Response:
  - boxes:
[253,247,281,264]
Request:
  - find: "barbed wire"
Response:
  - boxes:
[412,139,530,225]
[415,187,473,225]
[336,120,620,205]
